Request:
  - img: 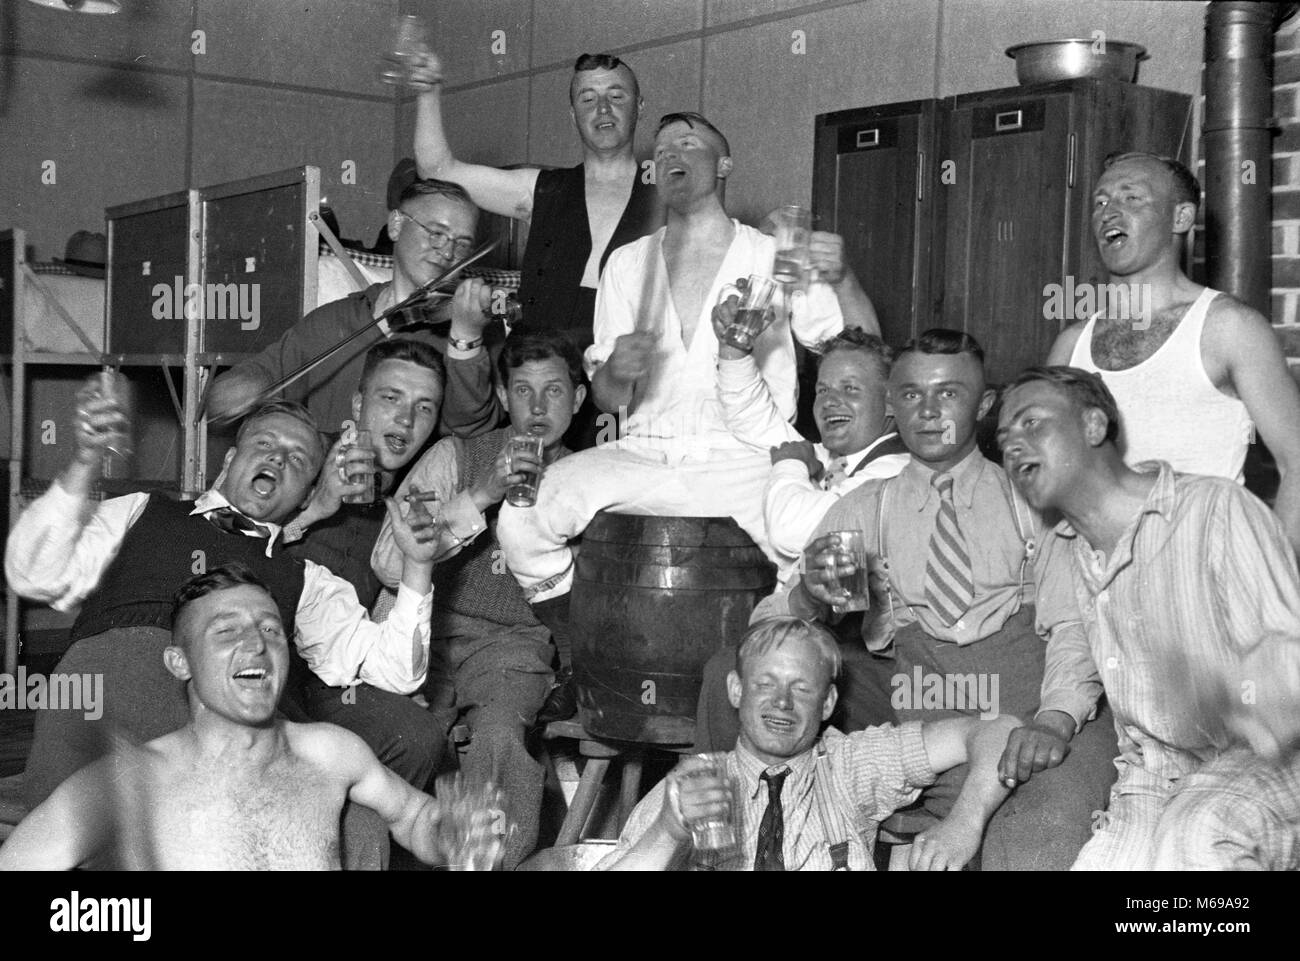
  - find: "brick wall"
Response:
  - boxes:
[1274,13,1300,363]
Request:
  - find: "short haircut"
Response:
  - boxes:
[359,338,445,394]
[170,562,273,637]
[895,327,986,368]
[656,111,731,158]
[817,328,892,384]
[571,52,639,101]
[1004,365,1122,444]
[496,330,586,389]
[735,617,842,688]
[1103,151,1201,209]
[396,177,476,216]
[235,400,326,470]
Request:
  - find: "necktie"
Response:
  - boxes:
[754,768,789,871]
[821,456,850,491]
[923,473,973,627]
[207,507,272,540]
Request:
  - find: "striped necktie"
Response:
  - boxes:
[754,768,789,871]
[207,507,273,540]
[923,473,973,626]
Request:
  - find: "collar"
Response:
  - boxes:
[838,431,902,475]
[897,446,987,513]
[732,740,817,801]
[1051,461,1176,541]
[192,489,284,556]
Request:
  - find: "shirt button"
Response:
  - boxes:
[1106,656,1118,670]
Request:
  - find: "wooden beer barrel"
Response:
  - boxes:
[571,512,777,744]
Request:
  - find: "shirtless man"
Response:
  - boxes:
[1047,151,1300,552]
[0,564,497,871]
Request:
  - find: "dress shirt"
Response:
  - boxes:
[783,449,1083,652]
[586,223,842,457]
[371,432,497,589]
[5,481,432,694]
[598,722,935,871]
[764,433,908,585]
[1040,463,1300,784]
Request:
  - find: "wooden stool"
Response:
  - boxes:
[543,719,693,846]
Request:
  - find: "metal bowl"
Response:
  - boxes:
[1006,39,1148,85]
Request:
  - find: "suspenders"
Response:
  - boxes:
[873,469,1038,637]
[811,741,856,871]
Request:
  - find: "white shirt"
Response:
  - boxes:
[765,434,909,585]
[4,482,431,694]
[586,223,843,457]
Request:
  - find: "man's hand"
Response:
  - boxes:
[407,49,444,93]
[808,231,846,285]
[449,278,494,341]
[71,374,130,467]
[605,331,657,386]
[909,813,982,871]
[771,440,823,480]
[299,436,371,525]
[469,438,539,513]
[800,532,858,608]
[998,712,1073,785]
[711,279,775,358]
[384,490,443,565]
[655,757,733,846]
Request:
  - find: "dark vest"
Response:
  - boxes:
[288,501,385,610]
[430,429,538,630]
[70,496,306,643]
[518,164,661,350]
[849,433,909,476]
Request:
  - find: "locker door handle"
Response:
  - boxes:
[856,127,880,149]
[994,110,1023,132]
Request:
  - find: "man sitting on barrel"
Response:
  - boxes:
[496,111,875,665]
[371,330,586,869]
[598,617,1020,871]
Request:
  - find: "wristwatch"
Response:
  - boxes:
[448,334,484,352]
[282,518,308,544]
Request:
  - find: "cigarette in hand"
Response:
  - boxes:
[404,491,441,503]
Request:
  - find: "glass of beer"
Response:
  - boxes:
[505,435,545,507]
[78,370,132,477]
[805,530,870,613]
[378,13,430,87]
[341,429,377,505]
[716,275,780,351]
[683,753,739,852]
[771,205,812,284]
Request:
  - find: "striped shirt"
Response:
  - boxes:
[1039,462,1300,789]
[596,723,935,871]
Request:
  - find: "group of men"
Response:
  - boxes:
[1,48,1297,872]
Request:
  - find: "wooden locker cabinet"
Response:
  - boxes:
[812,99,939,353]
[815,79,1192,385]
